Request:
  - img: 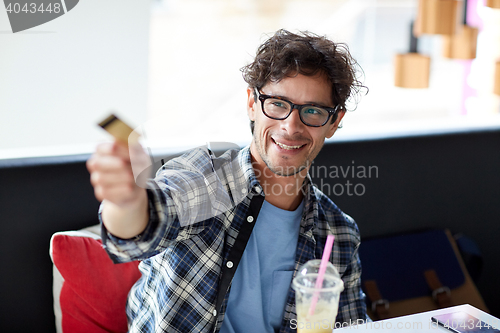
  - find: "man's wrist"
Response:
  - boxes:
[101,189,149,239]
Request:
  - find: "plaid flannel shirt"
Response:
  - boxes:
[102,145,367,333]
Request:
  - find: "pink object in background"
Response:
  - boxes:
[460,0,482,115]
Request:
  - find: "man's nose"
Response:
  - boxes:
[280,108,304,133]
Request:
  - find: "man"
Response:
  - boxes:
[87,29,367,333]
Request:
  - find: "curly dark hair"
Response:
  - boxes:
[241,29,366,132]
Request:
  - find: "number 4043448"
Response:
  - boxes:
[5,3,62,14]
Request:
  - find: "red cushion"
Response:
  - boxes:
[51,234,141,333]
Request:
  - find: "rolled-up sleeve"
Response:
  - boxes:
[100,180,180,263]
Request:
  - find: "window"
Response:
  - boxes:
[2,0,499,159]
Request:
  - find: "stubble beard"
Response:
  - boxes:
[253,133,314,177]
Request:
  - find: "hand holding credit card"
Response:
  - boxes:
[87,114,151,205]
[87,114,151,239]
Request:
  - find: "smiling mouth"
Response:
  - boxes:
[273,139,306,150]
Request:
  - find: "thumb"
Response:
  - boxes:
[129,143,154,188]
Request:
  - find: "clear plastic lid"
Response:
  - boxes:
[292,259,344,293]
[297,259,340,279]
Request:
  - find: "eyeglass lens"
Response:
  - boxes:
[263,98,330,126]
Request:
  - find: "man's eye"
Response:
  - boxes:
[303,108,320,115]
[272,101,287,108]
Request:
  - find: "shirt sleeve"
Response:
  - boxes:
[100,180,178,263]
[336,240,369,325]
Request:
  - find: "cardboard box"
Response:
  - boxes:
[442,25,478,59]
[414,0,460,36]
[394,53,431,89]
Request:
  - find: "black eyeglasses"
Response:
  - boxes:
[254,88,340,127]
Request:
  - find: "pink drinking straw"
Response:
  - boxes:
[307,234,335,318]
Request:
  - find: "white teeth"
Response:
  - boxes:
[275,141,303,150]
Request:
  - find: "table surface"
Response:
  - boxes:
[335,304,499,332]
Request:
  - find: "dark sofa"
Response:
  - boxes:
[1,128,499,332]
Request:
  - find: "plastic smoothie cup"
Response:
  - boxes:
[292,259,344,332]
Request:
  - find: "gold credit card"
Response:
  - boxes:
[98,114,140,144]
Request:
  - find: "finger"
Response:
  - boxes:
[128,142,147,155]
[94,141,131,161]
[112,141,132,160]
[90,169,136,188]
[94,142,115,155]
[93,184,137,204]
[90,155,132,172]
[93,186,104,202]
[86,157,96,173]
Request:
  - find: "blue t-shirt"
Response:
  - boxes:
[220,199,304,333]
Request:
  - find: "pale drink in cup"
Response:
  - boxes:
[292,259,344,332]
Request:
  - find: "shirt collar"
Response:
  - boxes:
[238,145,318,232]
[238,145,263,196]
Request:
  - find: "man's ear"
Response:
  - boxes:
[247,87,256,121]
[325,110,345,139]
